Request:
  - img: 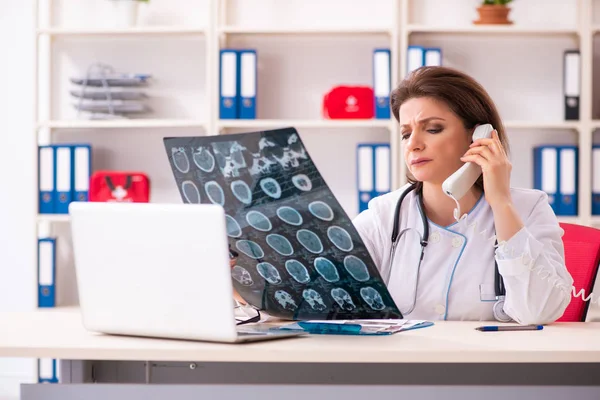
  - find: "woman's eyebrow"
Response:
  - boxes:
[400,117,446,129]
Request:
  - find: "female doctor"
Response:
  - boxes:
[353,66,574,325]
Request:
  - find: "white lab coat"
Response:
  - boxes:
[352,184,574,324]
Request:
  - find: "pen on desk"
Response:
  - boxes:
[475,325,543,332]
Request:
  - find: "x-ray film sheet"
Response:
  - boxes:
[164,127,402,320]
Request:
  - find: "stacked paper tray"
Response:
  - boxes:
[70,73,151,87]
[70,69,152,118]
[70,87,148,101]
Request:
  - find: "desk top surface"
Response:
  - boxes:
[1,307,599,364]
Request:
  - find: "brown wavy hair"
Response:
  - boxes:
[390,66,509,192]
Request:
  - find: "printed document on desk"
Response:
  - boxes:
[279,319,434,335]
[163,127,403,321]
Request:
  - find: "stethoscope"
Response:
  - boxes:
[388,183,512,322]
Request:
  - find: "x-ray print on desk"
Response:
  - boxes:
[163,127,402,320]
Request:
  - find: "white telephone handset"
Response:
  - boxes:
[441,123,494,221]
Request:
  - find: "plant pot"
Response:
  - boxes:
[474,5,512,25]
[111,0,139,28]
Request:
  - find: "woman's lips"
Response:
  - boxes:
[410,158,432,166]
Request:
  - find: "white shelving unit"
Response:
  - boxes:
[216,119,393,130]
[406,25,580,35]
[218,26,393,35]
[33,0,600,296]
[39,119,206,129]
[37,27,207,36]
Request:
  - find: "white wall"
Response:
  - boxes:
[0,0,40,398]
[0,0,598,398]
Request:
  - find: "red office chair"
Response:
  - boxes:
[556,223,600,322]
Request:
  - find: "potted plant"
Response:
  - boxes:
[474,0,513,25]
[110,0,149,28]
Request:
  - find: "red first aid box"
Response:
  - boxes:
[89,171,150,203]
[322,86,375,119]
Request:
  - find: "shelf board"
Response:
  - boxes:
[39,119,206,129]
[217,119,393,130]
[406,24,578,35]
[37,215,70,223]
[219,26,392,35]
[503,121,580,130]
[37,27,206,37]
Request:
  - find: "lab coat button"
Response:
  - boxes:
[435,304,445,315]
[451,237,463,248]
[430,231,441,243]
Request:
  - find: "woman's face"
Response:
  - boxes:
[399,96,472,186]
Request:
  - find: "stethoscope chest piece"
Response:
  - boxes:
[493,296,512,323]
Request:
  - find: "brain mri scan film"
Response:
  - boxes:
[246,210,272,232]
[225,214,242,238]
[232,265,254,286]
[205,181,225,206]
[257,262,282,285]
[285,259,311,284]
[276,206,303,226]
[314,257,340,282]
[181,180,200,204]
[172,147,190,174]
[164,127,402,320]
[193,146,215,172]
[231,180,252,205]
[302,288,327,311]
[296,229,323,254]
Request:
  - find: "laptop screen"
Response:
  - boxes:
[163,127,402,321]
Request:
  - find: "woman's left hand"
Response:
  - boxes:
[460,129,512,209]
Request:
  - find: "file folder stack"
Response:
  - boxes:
[70,63,152,119]
[533,145,578,216]
[373,48,391,119]
[38,144,92,214]
[407,45,442,74]
[220,49,257,119]
[357,143,391,213]
[593,145,600,215]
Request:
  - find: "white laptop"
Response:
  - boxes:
[68,201,306,343]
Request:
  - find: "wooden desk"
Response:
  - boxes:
[0,307,599,363]
[1,307,600,400]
